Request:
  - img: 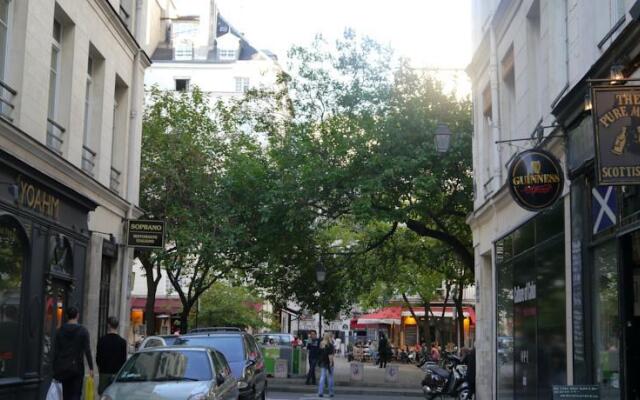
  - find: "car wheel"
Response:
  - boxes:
[458,389,472,400]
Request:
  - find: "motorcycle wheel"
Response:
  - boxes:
[457,389,472,400]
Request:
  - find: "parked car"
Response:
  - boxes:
[101,346,239,400]
[254,333,294,346]
[175,330,266,400]
[137,335,179,351]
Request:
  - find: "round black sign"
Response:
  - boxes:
[508,149,564,211]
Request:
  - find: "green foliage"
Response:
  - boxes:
[219,31,474,316]
[191,282,270,330]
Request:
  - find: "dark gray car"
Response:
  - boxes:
[175,331,266,400]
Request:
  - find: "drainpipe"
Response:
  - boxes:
[489,25,502,192]
[119,0,147,340]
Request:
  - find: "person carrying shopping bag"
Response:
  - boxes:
[317,333,335,398]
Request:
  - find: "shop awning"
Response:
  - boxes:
[357,306,402,325]
[401,306,476,325]
[130,296,182,314]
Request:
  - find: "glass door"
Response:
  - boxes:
[41,280,69,378]
[622,233,640,400]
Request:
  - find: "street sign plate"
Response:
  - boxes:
[127,220,165,249]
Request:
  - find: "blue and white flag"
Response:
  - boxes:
[592,186,617,234]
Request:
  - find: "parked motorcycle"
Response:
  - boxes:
[421,354,472,400]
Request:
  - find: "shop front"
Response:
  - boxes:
[0,150,95,400]
[551,15,640,397]
[494,202,568,399]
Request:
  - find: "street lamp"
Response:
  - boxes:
[315,261,326,283]
[434,123,452,153]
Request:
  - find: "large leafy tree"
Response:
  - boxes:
[139,88,255,332]
[226,32,474,316]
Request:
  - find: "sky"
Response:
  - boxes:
[215,0,473,93]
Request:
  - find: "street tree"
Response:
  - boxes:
[225,31,474,318]
[139,87,255,332]
[192,282,271,330]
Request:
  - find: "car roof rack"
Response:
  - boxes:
[188,327,243,333]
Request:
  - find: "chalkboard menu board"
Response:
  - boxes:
[553,385,599,399]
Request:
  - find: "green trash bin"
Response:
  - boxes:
[292,347,300,375]
[263,347,280,376]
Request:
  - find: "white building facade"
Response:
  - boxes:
[0,0,150,398]
[468,1,640,399]
[144,0,281,99]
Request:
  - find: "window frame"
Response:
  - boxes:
[0,215,30,381]
[0,0,11,80]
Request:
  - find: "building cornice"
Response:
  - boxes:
[466,31,490,80]
[0,119,134,217]
[92,0,151,67]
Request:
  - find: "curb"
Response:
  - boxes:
[267,382,424,398]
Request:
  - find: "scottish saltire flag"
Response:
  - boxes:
[592,186,617,234]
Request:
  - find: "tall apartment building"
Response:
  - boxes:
[468,1,640,399]
[0,1,150,398]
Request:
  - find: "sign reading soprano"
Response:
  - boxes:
[127,220,165,249]
[592,85,640,185]
[508,150,564,211]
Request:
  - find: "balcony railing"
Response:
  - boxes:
[110,167,121,192]
[46,118,65,155]
[0,79,17,122]
[81,145,96,175]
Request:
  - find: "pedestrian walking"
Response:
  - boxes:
[317,332,335,398]
[96,316,127,395]
[431,342,441,363]
[305,330,320,385]
[52,307,94,400]
[377,331,390,368]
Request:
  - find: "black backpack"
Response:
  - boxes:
[53,331,82,380]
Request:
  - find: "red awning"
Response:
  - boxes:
[130,296,182,314]
[357,306,402,325]
[350,318,367,330]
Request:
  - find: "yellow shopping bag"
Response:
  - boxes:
[84,375,95,400]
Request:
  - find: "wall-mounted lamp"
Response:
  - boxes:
[610,64,625,83]
[584,92,592,112]
[434,123,453,153]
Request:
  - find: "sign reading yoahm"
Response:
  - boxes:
[127,220,165,249]
[508,149,564,211]
[592,85,640,185]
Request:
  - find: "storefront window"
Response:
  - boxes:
[495,203,567,399]
[593,241,621,399]
[0,218,27,379]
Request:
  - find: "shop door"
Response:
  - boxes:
[622,233,640,400]
[41,280,70,379]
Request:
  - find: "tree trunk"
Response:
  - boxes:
[455,283,465,350]
[422,301,431,345]
[402,293,419,344]
[180,302,193,334]
[140,252,161,336]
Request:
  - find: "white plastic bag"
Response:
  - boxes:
[46,379,63,400]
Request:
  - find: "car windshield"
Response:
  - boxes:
[116,350,212,382]
[176,337,244,362]
[257,335,290,345]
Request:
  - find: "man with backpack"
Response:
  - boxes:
[53,307,94,400]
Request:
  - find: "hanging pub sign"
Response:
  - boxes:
[127,219,165,249]
[592,85,640,185]
[508,149,564,211]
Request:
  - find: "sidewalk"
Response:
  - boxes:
[268,357,425,397]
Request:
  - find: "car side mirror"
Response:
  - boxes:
[216,373,225,386]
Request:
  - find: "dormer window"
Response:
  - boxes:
[219,48,237,60]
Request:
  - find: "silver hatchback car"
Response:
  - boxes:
[101,346,239,400]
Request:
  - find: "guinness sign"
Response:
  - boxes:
[508,150,564,211]
[592,85,640,185]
